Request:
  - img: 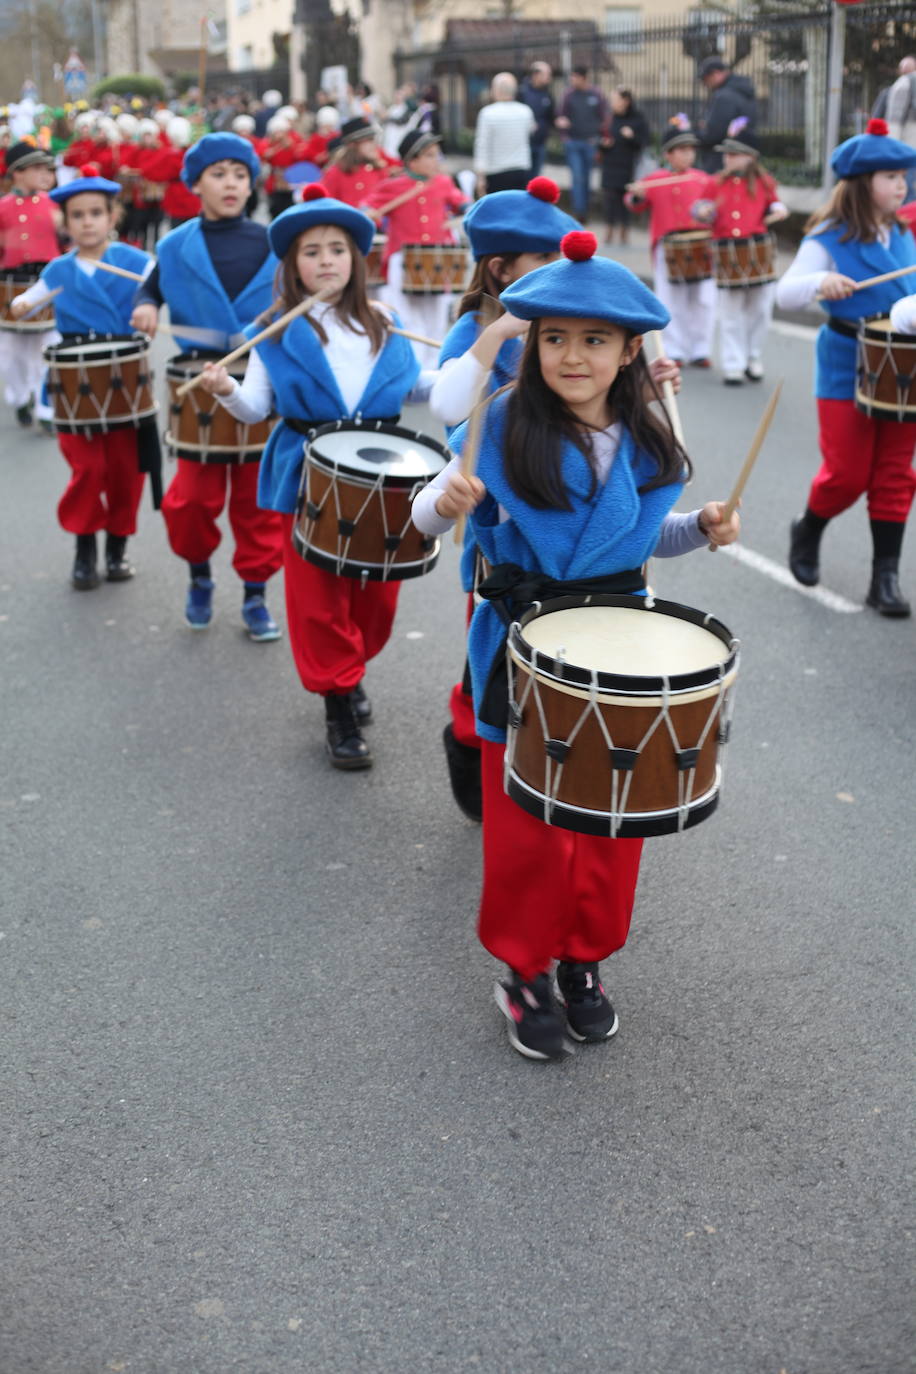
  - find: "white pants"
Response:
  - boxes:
[716,283,774,375]
[381,250,456,369]
[652,244,717,363]
[0,327,57,417]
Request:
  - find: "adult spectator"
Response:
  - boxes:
[519,61,555,179]
[556,66,609,222]
[698,56,756,172]
[872,56,916,119]
[473,72,535,195]
[599,87,650,244]
[381,83,418,158]
[886,55,916,197]
[254,89,282,138]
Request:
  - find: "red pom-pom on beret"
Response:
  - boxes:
[80,162,102,178]
[866,118,889,137]
[526,176,560,204]
[561,230,598,262]
[302,184,328,201]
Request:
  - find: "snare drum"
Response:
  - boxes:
[165,352,276,462]
[712,233,776,288]
[293,421,449,581]
[0,269,55,330]
[663,230,713,285]
[400,244,468,295]
[44,334,157,434]
[854,315,916,423]
[366,234,387,288]
[505,595,739,837]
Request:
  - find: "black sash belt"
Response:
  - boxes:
[827,317,859,339]
[285,415,401,437]
[476,562,646,731]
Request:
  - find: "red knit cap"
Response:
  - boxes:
[561,230,598,261]
[526,176,560,204]
[302,184,328,201]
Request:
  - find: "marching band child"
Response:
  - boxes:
[319,116,400,207]
[692,123,788,384]
[9,167,156,589]
[0,141,61,428]
[776,119,916,616]
[197,188,433,769]
[363,128,467,366]
[626,122,716,368]
[412,233,740,1061]
[131,132,285,640]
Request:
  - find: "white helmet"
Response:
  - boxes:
[153,108,172,127]
[278,105,298,123]
[139,118,159,137]
[97,116,121,143]
[266,113,291,137]
[116,111,139,137]
[315,106,340,130]
[168,116,193,149]
[232,114,256,136]
[262,89,282,108]
[74,111,96,133]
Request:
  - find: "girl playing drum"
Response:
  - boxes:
[411,233,740,1061]
[776,119,916,616]
[198,188,435,769]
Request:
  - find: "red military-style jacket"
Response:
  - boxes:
[0,190,61,268]
[626,168,711,250]
[696,169,779,241]
[362,172,467,266]
[320,153,401,209]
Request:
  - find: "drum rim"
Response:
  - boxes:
[291,524,440,581]
[663,229,712,242]
[506,767,721,838]
[713,232,774,247]
[166,350,248,380]
[44,331,152,362]
[858,312,916,344]
[307,419,451,486]
[508,594,739,696]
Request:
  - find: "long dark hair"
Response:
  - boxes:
[261,225,387,353]
[457,252,522,317]
[501,322,690,510]
[806,173,908,243]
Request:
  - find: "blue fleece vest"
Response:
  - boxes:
[460,393,684,742]
[41,244,151,335]
[156,218,278,353]
[809,222,916,399]
[439,309,524,591]
[254,313,421,514]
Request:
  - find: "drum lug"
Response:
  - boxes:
[545,739,570,764]
[507,700,523,730]
[610,748,640,771]
[676,747,701,771]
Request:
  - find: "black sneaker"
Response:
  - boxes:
[350,681,372,723]
[494,971,570,1061]
[556,961,619,1043]
[442,723,482,822]
[15,401,34,427]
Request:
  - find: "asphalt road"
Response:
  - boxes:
[1,320,914,1374]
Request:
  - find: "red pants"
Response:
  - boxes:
[449,593,480,748]
[57,430,146,537]
[280,513,400,695]
[161,460,284,583]
[479,740,644,983]
[810,398,916,523]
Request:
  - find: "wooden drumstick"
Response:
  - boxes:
[387,325,443,350]
[75,256,146,282]
[815,261,916,301]
[626,172,699,194]
[174,286,335,398]
[647,330,685,448]
[708,378,783,552]
[367,180,425,222]
[11,285,63,318]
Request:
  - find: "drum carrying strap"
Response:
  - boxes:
[476,562,645,731]
[827,317,859,340]
[137,418,163,510]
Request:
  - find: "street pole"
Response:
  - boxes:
[90,0,104,82]
[198,17,208,111]
[822,2,846,195]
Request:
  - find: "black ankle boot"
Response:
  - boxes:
[350,681,372,724]
[105,534,134,581]
[324,693,372,769]
[865,559,911,617]
[442,723,483,822]
[788,513,825,587]
[71,534,101,590]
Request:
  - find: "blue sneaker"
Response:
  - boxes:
[242,594,281,641]
[185,576,214,630]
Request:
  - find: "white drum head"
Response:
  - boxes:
[313,427,446,480]
[523,605,728,677]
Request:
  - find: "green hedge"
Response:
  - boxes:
[91,74,167,102]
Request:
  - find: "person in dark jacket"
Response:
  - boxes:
[519,62,556,179]
[698,57,756,171]
[599,87,650,243]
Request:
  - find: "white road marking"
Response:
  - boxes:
[770,318,819,341]
[719,541,863,612]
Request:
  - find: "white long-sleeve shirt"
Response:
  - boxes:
[473,100,536,176]
[411,421,708,555]
[775,223,891,312]
[889,291,916,333]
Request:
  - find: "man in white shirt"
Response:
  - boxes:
[473,73,535,196]
[886,56,916,198]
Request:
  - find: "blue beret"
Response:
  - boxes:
[831,119,916,180]
[499,231,670,333]
[462,178,579,259]
[267,191,376,259]
[181,133,260,189]
[50,176,122,203]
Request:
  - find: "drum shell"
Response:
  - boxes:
[712,233,775,288]
[165,352,276,462]
[506,596,738,838]
[854,316,916,423]
[663,230,713,285]
[0,271,55,330]
[400,244,468,295]
[44,334,157,433]
[366,235,387,287]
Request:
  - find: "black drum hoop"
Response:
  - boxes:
[291,523,440,581]
[306,419,451,492]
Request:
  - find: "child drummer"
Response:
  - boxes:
[0,141,62,429]
[626,121,716,368]
[362,128,467,366]
[131,132,285,640]
[9,167,157,589]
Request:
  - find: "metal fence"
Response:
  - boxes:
[393,1,916,184]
